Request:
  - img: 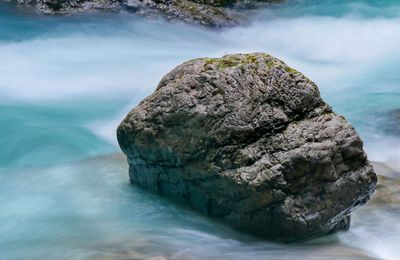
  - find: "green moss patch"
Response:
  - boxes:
[286,67,299,74]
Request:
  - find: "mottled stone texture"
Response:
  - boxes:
[117,53,377,241]
[13,0,281,27]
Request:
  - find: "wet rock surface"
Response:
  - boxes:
[117,53,377,242]
[12,0,280,27]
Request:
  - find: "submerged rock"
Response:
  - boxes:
[13,0,280,27]
[370,175,400,208]
[382,108,400,135]
[117,53,377,241]
[368,162,400,209]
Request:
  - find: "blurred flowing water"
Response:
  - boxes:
[1,0,400,259]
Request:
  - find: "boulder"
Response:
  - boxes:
[13,0,281,28]
[117,53,377,241]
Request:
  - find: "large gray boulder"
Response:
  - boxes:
[117,53,377,241]
[13,0,280,28]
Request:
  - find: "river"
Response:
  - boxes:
[1,0,399,259]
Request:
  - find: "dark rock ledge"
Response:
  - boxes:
[117,53,377,242]
[11,0,282,27]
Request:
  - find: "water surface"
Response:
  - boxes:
[1,1,400,259]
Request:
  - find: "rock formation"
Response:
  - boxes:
[13,0,281,27]
[117,53,377,241]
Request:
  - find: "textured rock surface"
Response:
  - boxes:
[117,53,377,241]
[12,0,280,27]
[15,0,120,14]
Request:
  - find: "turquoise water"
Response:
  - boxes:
[1,0,400,259]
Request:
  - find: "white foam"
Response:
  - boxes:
[364,134,400,172]
[2,16,400,102]
[2,13,400,166]
[340,209,400,260]
[0,36,183,101]
[222,16,400,86]
[87,100,139,147]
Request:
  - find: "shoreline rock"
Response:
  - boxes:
[117,53,377,242]
[9,0,282,28]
